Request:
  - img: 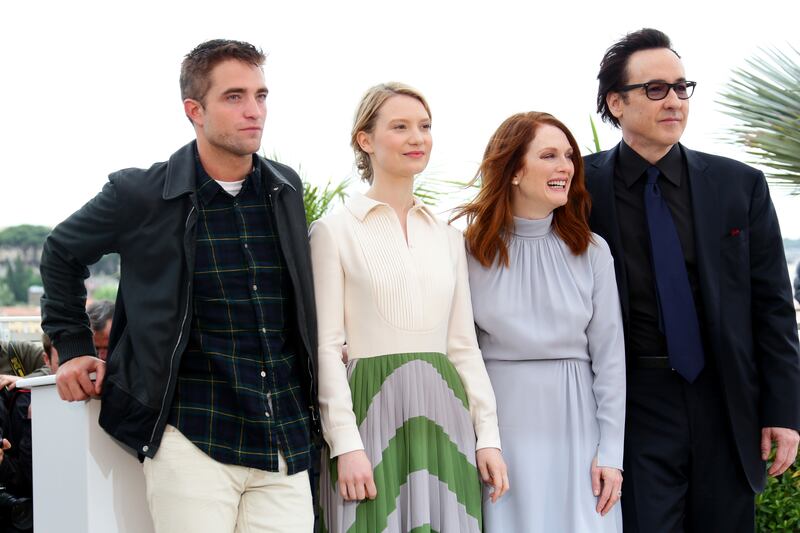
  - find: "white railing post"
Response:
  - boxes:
[15,375,155,533]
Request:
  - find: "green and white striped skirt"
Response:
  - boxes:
[319,352,482,533]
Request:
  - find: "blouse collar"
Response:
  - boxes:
[512,212,553,238]
[347,192,436,224]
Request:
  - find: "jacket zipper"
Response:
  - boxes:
[145,206,195,452]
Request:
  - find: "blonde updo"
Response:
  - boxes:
[351,82,432,184]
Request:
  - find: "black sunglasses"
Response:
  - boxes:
[618,80,697,101]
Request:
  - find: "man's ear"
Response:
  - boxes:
[607,92,624,121]
[184,98,204,127]
[356,130,373,154]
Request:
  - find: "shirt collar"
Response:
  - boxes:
[194,147,262,205]
[346,192,437,224]
[618,141,684,188]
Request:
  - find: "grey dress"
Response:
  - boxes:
[468,214,625,533]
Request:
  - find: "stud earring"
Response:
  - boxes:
[512,179,520,185]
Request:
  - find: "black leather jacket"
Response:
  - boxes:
[40,141,319,458]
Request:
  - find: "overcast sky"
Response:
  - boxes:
[2,0,799,237]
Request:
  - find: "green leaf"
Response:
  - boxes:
[303,178,350,226]
[590,116,602,154]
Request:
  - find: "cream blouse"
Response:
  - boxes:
[309,193,501,457]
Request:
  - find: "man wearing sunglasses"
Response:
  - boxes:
[585,28,800,532]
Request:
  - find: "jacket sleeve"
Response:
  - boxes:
[748,172,800,431]
[40,180,122,363]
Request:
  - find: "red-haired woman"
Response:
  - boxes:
[453,112,625,532]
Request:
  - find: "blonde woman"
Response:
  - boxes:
[310,83,508,532]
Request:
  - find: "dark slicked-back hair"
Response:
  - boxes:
[596,28,679,127]
[180,39,265,104]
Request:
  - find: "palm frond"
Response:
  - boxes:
[261,150,351,224]
[718,45,800,191]
[413,172,477,206]
[303,179,350,226]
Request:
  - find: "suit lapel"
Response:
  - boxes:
[684,146,721,339]
[588,144,630,323]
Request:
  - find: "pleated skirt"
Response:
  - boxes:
[319,352,482,533]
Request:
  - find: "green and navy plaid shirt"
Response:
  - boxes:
[168,154,312,474]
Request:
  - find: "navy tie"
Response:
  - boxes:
[643,166,705,382]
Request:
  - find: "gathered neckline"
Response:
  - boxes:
[512,213,553,238]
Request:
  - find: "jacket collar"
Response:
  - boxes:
[587,141,691,179]
[162,141,198,200]
[589,142,619,173]
[161,140,296,200]
[346,192,436,223]
[262,160,296,192]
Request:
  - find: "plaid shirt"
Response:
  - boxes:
[168,154,312,474]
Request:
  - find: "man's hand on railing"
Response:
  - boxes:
[55,356,106,401]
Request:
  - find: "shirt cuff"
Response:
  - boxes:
[475,423,502,451]
[326,425,365,458]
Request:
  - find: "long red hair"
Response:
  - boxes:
[452,112,592,267]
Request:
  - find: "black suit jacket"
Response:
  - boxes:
[585,142,800,491]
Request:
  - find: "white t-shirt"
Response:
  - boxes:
[214,179,245,196]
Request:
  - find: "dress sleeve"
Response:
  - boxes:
[309,218,364,457]
[587,240,626,469]
[446,230,502,450]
